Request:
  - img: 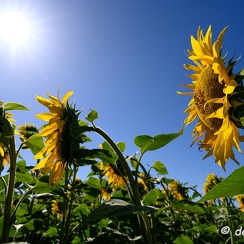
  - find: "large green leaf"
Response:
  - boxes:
[143,188,161,205]
[4,102,31,111]
[134,127,183,155]
[24,134,44,155]
[198,166,244,202]
[16,172,35,184]
[85,177,100,189]
[84,199,155,222]
[72,148,116,164]
[171,200,204,213]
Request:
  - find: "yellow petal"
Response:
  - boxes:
[36,113,55,121]
[62,91,74,104]
[36,95,53,108]
[38,124,57,137]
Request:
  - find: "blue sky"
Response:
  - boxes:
[1,0,244,194]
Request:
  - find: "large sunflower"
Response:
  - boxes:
[178,25,244,169]
[33,90,79,184]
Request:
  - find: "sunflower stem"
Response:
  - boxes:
[85,126,154,244]
[64,166,78,242]
[60,166,69,244]
[1,116,16,243]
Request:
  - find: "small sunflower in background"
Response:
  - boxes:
[0,145,9,171]
[33,90,81,184]
[203,173,223,194]
[178,25,244,169]
[235,195,244,212]
[168,180,188,201]
[100,162,127,191]
[17,123,39,149]
[51,200,63,219]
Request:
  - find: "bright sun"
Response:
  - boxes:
[0,13,31,45]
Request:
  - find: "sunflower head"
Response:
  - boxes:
[51,200,63,219]
[178,25,244,169]
[168,180,188,201]
[18,123,38,141]
[33,90,82,184]
[100,162,126,191]
[235,195,244,212]
[0,145,10,171]
[203,173,223,194]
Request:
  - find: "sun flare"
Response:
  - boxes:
[0,12,31,45]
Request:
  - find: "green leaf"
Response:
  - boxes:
[151,161,168,175]
[143,188,161,205]
[78,120,88,126]
[72,148,116,164]
[4,102,31,111]
[171,200,204,213]
[24,134,44,155]
[173,236,193,244]
[75,204,90,216]
[23,220,35,231]
[45,227,58,237]
[85,199,154,222]
[16,160,28,173]
[198,166,244,202]
[16,172,34,184]
[85,177,101,189]
[134,127,183,155]
[188,224,218,233]
[117,141,126,152]
[85,109,99,123]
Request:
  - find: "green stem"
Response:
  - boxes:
[84,126,153,243]
[64,166,78,242]
[226,197,235,244]
[60,166,69,244]
[1,117,16,243]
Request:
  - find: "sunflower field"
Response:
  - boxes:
[1,26,244,244]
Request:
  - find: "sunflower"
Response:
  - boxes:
[178,25,244,169]
[18,123,38,141]
[235,195,244,212]
[100,162,126,190]
[0,101,14,170]
[203,173,222,194]
[51,200,63,219]
[168,180,188,201]
[33,90,80,184]
[0,144,10,170]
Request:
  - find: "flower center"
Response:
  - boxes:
[194,66,224,131]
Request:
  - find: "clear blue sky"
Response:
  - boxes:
[1,0,244,194]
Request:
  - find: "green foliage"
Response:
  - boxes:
[1,95,244,244]
[151,161,168,175]
[85,109,99,123]
[85,199,154,222]
[134,127,183,155]
[23,134,44,155]
[3,102,31,111]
